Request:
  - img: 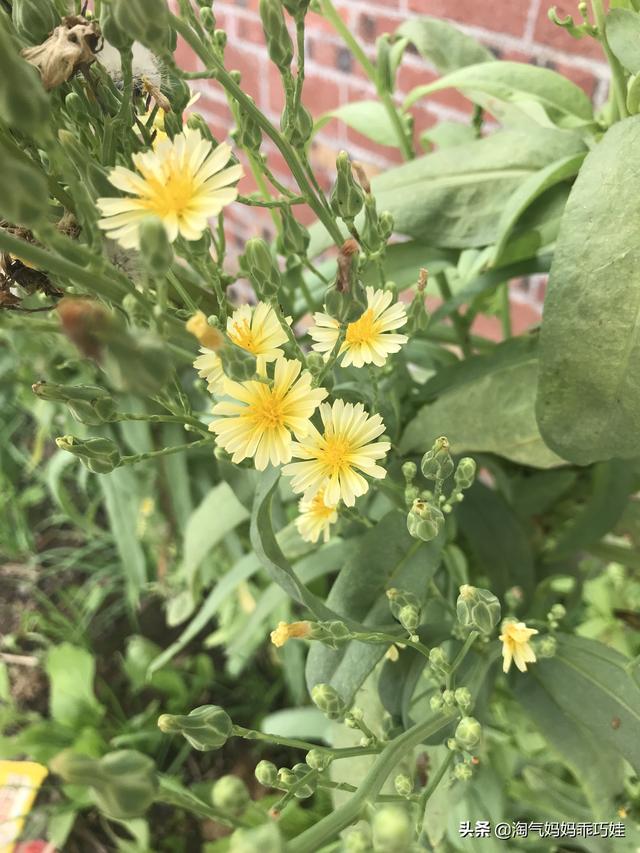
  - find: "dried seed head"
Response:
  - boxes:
[22,16,102,91]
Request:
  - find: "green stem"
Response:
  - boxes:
[111,412,209,435]
[591,0,628,121]
[169,15,344,247]
[288,711,454,852]
[320,0,414,160]
[416,751,454,834]
[433,273,472,357]
[120,437,212,466]
[156,777,250,829]
[446,631,479,690]
[499,282,512,339]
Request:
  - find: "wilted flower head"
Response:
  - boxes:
[22,16,102,90]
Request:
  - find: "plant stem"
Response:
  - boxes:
[446,631,479,689]
[169,15,344,247]
[156,777,250,829]
[433,273,472,357]
[111,412,209,435]
[416,751,454,835]
[319,0,414,160]
[499,282,512,339]
[591,0,629,121]
[288,711,454,852]
[120,437,212,466]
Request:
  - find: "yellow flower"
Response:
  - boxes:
[194,347,225,394]
[309,286,408,368]
[282,399,390,507]
[209,357,327,470]
[226,302,289,373]
[270,620,311,648]
[186,310,225,350]
[499,621,539,673]
[97,128,243,249]
[296,489,339,544]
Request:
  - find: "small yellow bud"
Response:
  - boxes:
[270,620,311,648]
[186,311,224,350]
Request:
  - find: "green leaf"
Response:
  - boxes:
[515,673,625,819]
[314,100,408,148]
[489,152,585,266]
[305,512,444,703]
[421,120,477,150]
[536,116,640,464]
[396,17,495,75]
[517,634,640,775]
[456,481,534,598]
[401,336,565,469]
[46,643,104,728]
[404,61,594,128]
[308,127,586,254]
[606,8,640,74]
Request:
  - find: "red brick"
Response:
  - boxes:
[407,0,529,38]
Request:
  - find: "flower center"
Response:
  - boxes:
[322,435,351,473]
[229,319,258,353]
[140,160,196,218]
[252,391,284,429]
[345,309,377,346]
[310,491,335,518]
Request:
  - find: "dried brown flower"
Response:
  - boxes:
[22,16,102,91]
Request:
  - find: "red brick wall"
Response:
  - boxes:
[176,1,610,328]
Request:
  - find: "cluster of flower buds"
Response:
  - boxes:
[157,704,234,751]
[386,587,421,640]
[259,0,293,71]
[50,749,158,820]
[456,584,501,637]
[241,237,283,300]
[431,686,473,714]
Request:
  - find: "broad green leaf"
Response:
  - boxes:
[314,100,407,148]
[517,635,640,775]
[404,61,594,128]
[161,424,193,532]
[397,17,495,75]
[536,116,640,463]
[401,336,565,469]
[260,708,331,742]
[489,152,585,266]
[446,765,505,853]
[606,8,640,74]
[515,673,625,818]
[305,512,444,703]
[308,127,586,254]
[420,120,477,150]
[46,643,104,728]
[456,482,535,597]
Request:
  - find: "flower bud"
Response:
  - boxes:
[406,290,429,334]
[330,151,365,223]
[429,694,444,712]
[56,435,121,474]
[291,763,316,798]
[109,0,173,54]
[311,683,348,721]
[200,7,216,32]
[372,806,413,853]
[13,0,59,45]
[421,436,454,481]
[386,587,419,619]
[407,499,444,542]
[398,604,420,635]
[255,759,278,787]
[0,139,49,228]
[186,311,224,351]
[242,237,282,299]
[0,26,50,135]
[281,102,314,149]
[375,35,395,95]
[32,382,116,425]
[186,112,218,144]
[236,98,263,152]
[343,828,372,852]
[139,216,174,275]
[454,457,476,490]
[259,0,293,70]
[276,206,311,256]
[229,823,284,853]
[429,646,448,676]
[309,620,352,649]
[394,774,412,798]
[401,461,417,483]
[282,0,311,16]
[305,749,331,771]
[549,603,566,621]
[453,762,473,781]
[454,687,473,713]
[455,716,482,752]
[378,211,394,242]
[456,585,501,637]
[157,705,233,751]
[537,635,558,659]
[212,775,250,817]
[219,345,257,381]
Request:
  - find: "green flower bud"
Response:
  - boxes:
[282,0,311,16]
[229,823,284,853]
[200,7,216,32]
[386,588,419,619]
[421,436,454,481]
[110,0,173,54]
[537,635,558,659]
[277,766,295,787]
[447,737,459,751]
[281,102,314,149]
[394,774,412,798]
[453,762,473,781]
[139,216,174,275]
[242,237,282,299]
[157,705,233,751]
[276,206,310,256]
[361,194,381,252]
[455,716,482,752]
[549,603,566,621]
[305,352,325,377]
[291,763,316,798]
[406,291,429,334]
[236,98,263,152]
[186,113,218,144]
[375,35,395,95]
[330,151,365,223]
[407,499,444,542]
[311,683,348,721]
[0,140,49,228]
[305,749,331,771]
[309,620,352,649]
[404,485,419,506]
[454,457,476,490]
[219,344,256,381]
[372,806,413,853]
[56,435,121,474]
[324,286,350,322]
[13,0,59,45]
[212,775,250,817]
[0,26,50,135]
[343,828,372,852]
[99,1,132,49]
[398,604,420,635]
[32,382,116,426]
[504,585,523,611]
[255,759,278,787]
[51,750,158,819]
[259,0,293,70]
[454,687,473,713]
[441,689,455,707]
[456,585,501,637]
[401,461,417,483]
[429,646,448,675]
[378,211,394,242]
